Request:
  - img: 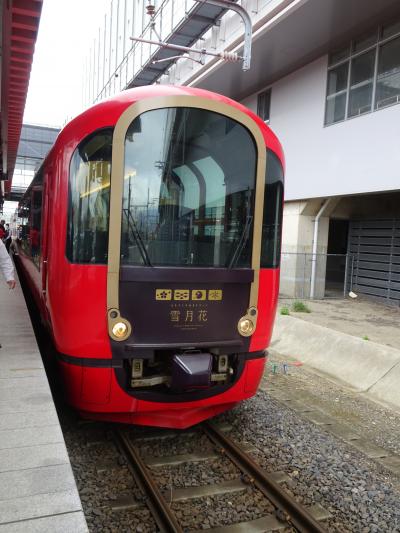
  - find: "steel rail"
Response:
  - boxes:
[114,429,183,533]
[203,422,328,533]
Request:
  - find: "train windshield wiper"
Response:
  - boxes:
[123,209,152,266]
[227,215,253,269]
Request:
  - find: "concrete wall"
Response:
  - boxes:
[243,56,400,201]
[279,200,329,298]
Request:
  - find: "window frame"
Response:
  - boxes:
[325,19,400,126]
[120,107,258,269]
[66,127,114,264]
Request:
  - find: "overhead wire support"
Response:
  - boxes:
[194,0,252,70]
[129,36,240,65]
[130,0,253,71]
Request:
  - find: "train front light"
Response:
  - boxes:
[112,321,128,338]
[238,317,254,337]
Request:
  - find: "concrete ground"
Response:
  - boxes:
[272,295,400,412]
[279,296,400,350]
[0,267,87,532]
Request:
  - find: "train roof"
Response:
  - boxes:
[51,85,284,168]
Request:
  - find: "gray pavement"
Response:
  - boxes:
[279,296,400,349]
[272,296,400,411]
[0,271,87,531]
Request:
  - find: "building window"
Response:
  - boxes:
[257,89,271,122]
[325,19,400,125]
[348,49,375,117]
[376,36,400,109]
[325,63,348,123]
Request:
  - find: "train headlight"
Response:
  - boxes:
[112,322,128,338]
[238,317,254,337]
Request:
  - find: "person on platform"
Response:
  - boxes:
[0,239,16,289]
[0,220,5,241]
[4,223,11,253]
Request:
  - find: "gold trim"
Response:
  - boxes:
[107,308,132,342]
[107,95,266,339]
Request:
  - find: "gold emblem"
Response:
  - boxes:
[156,289,172,300]
[208,289,223,301]
[192,290,206,301]
[174,289,190,300]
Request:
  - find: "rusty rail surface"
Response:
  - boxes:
[203,422,327,533]
[115,424,328,533]
[114,428,183,533]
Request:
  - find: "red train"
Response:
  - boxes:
[15,85,284,429]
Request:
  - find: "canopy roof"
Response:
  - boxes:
[1,0,43,199]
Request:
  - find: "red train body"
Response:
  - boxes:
[15,85,284,429]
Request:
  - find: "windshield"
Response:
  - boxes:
[121,107,257,268]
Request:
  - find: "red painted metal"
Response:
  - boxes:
[68,358,265,429]
[17,85,284,428]
[1,0,42,187]
[249,268,281,352]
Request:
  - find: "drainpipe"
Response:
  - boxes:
[310,198,332,299]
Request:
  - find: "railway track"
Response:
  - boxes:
[113,423,330,532]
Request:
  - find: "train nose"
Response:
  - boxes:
[171,353,212,392]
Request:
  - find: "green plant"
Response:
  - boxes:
[280,306,290,316]
[291,301,311,313]
[362,335,370,341]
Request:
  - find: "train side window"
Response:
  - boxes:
[18,167,43,269]
[261,150,284,268]
[18,198,31,257]
[66,129,113,264]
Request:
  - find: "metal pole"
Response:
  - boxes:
[350,255,354,293]
[93,39,96,104]
[88,46,92,104]
[343,253,349,297]
[115,0,120,88]
[123,0,128,87]
[310,198,332,299]
[130,36,240,62]
[109,0,113,94]
[97,28,101,98]
[102,14,107,99]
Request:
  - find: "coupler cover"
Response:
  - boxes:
[171,353,212,392]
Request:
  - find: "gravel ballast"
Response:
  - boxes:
[59,375,400,532]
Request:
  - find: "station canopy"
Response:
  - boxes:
[0,0,43,204]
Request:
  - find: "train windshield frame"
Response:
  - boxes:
[120,107,257,268]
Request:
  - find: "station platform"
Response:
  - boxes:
[0,272,87,531]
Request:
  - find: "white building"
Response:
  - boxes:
[85,0,400,304]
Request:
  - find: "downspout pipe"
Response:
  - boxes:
[310,198,332,299]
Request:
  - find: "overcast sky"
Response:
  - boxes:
[23,0,111,127]
[1,1,112,220]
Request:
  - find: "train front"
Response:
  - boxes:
[68,92,283,428]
